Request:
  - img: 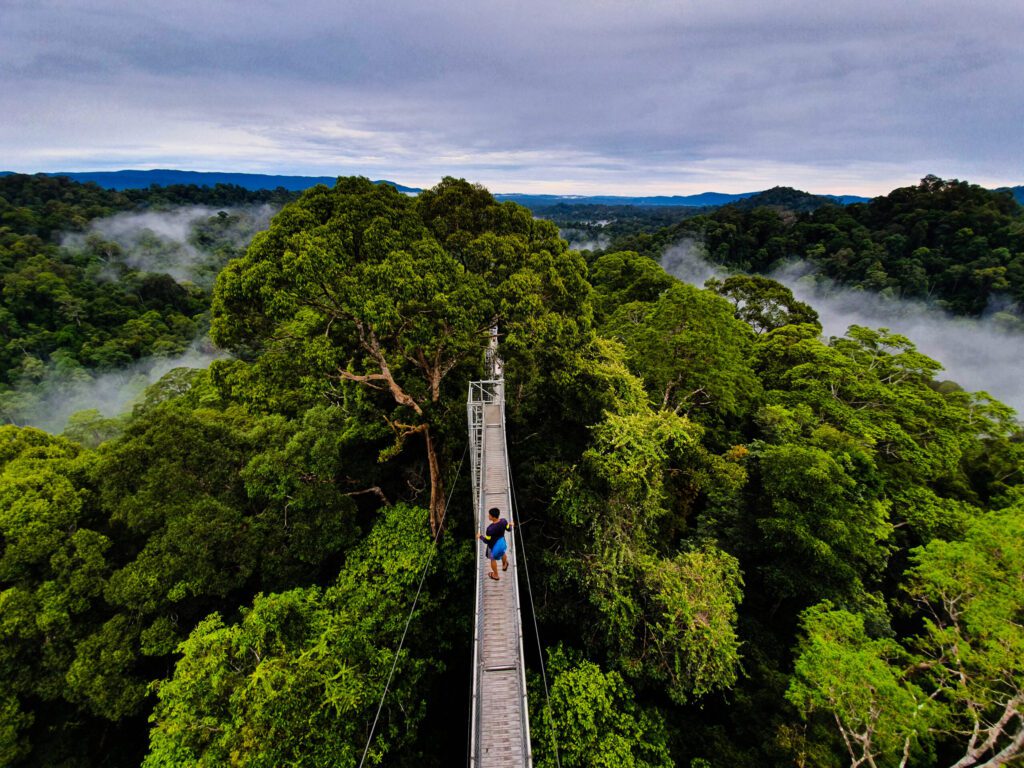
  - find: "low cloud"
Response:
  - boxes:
[1,341,224,434]
[61,204,278,284]
[561,228,611,252]
[2,206,275,434]
[5,2,1023,194]
[661,239,728,287]
[661,243,1024,414]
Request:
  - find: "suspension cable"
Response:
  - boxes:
[358,443,468,768]
[508,466,562,768]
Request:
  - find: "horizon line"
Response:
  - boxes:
[2,166,1021,200]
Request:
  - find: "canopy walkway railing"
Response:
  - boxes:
[467,374,532,768]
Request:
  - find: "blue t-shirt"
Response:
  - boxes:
[483,519,509,549]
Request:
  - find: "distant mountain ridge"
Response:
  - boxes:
[2,170,767,205]
[0,169,421,194]
[725,186,867,212]
[996,185,1024,204]
[4,168,1016,207]
[501,187,872,212]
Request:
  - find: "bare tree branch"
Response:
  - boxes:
[344,486,392,505]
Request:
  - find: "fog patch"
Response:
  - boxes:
[561,227,611,252]
[0,341,225,434]
[61,204,278,285]
[661,238,728,287]
[661,242,1024,414]
[775,263,1024,413]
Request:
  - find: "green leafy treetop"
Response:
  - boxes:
[532,645,673,768]
[211,176,591,534]
[143,503,449,768]
[788,503,1024,768]
[707,274,820,335]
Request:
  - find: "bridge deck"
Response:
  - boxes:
[469,387,531,767]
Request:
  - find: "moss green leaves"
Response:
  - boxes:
[144,504,443,767]
[533,648,672,768]
[788,505,1024,767]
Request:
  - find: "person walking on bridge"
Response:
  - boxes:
[479,507,512,581]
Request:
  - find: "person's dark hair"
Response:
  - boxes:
[488,507,500,519]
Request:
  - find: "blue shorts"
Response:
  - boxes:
[487,538,507,561]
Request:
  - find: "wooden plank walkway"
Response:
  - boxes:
[469,388,532,768]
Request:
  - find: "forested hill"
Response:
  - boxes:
[0,173,298,393]
[0,168,421,194]
[600,175,1024,317]
[1,175,1022,768]
[545,187,855,252]
[998,184,1024,204]
[726,185,851,212]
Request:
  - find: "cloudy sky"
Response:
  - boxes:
[2,0,1022,194]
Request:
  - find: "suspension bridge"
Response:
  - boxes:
[360,331,538,768]
[467,341,533,766]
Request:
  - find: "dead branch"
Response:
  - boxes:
[344,486,392,505]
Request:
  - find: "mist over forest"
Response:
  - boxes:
[780,266,1024,411]
[61,204,279,285]
[1,173,1022,768]
[662,242,1024,412]
[2,340,223,434]
[0,186,282,432]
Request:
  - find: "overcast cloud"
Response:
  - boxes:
[1,0,1022,193]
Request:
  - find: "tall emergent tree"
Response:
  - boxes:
[211,176,590,533]
[788,504,1024,768]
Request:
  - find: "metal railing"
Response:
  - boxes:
[466,330,531,767]
[467,379,502,517]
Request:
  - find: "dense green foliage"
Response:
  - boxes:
[543,188,847,256]
[1,175,1022,767]
[789,507,1024,767]
[0,174,300,429]
[143,503,454,767]
[604,176,1024,318]
[540,203,707,258]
